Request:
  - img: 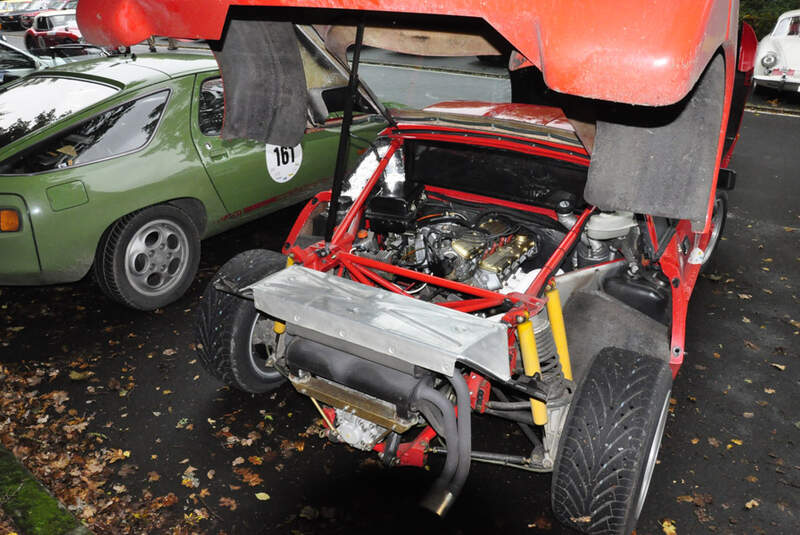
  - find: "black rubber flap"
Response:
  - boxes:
[585,55,725,228]
[213,19,307,146]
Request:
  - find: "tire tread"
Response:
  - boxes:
[552,347,672,535]
[196,249,287,392]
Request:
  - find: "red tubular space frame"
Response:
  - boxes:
[286,137,593,316]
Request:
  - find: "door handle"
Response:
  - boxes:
[209,149,228,160]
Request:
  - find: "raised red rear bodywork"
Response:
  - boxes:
[77,0,738,107]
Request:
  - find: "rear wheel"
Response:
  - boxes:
[94,204,200,310]
[196,249,288,393]
[701,192,727,268]
[551,347,672,535]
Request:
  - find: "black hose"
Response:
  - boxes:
[415,398,446,437]
[487,400,532,410]
[382,432,401,466]
[414,384,459,503]
[447,373,472,502]
[485,408,536,425]
[493,387,544,452]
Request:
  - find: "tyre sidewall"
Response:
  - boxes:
[104,205,200,310]
[196,249,288,393]
[551,349,673,535]
[225,294,284,393]
[701,191,728,269]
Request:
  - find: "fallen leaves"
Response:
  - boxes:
[744,499,760,510]
[147,471,161,482]
[770,363,786,371]
[233,467,263,487]
[105,449,131,463]
[255,492,271,501]
[660,518,677,535]
[708,437,721,448]
[218,497,238,511]
[68,370,94,381]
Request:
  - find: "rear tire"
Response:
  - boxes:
[700,192,727,269]
[551,347,672,535]
[94,205,200,310]
[196,249,288,394]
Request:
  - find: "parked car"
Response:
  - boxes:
[0,0,61,30]
[0,1,30,15]
[0,35,104,83]
[0,34,46,82]
[754,9,800,92]
[80,1,755,534]
[0,29,386,310]
[24,8,80,50]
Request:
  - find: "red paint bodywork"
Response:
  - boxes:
[77,0,739,106]
[25,26,82,47]
[282,112,711,380]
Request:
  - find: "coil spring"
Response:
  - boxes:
[531,312,562,380]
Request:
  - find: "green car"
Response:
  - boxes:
[0,26,385,309]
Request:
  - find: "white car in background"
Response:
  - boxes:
[754,9,800,92]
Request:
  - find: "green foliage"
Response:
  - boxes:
[740,0,799,39]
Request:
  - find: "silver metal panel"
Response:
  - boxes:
[248,265,511,380]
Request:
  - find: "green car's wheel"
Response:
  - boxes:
[196,249,288,393]
[94,204,200,310]
[551,347,672,535]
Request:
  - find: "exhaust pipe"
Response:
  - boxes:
[286,338,472,516]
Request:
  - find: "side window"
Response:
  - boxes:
[0,90,168,174]
[35,17,48,31]
[198,77,224,136]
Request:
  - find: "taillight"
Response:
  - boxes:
[0,209,20,232]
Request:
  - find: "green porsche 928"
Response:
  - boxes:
[0,27,385,309]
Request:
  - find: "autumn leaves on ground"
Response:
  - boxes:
[0,355,324,534]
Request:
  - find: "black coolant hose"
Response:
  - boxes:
[414,385,459,502]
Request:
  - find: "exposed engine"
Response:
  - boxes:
[349,185,567,301]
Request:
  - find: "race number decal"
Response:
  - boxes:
[265,143,302,183]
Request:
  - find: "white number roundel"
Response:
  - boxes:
[265,143,303,183]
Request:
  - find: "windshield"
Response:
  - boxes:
[0,42,34,70]
[351,49,511,110]
[0,77,117,148]
[22,0,48,10]
[773,16,800,37]
[47,13,75,26]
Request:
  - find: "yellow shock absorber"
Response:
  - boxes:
[272,255,294,334]
[545,283,573,381]
[517,317,548,425]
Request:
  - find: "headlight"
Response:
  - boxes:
[761,52,777,69]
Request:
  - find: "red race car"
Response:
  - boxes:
[77,2,757,534]
[24,8,80,51]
